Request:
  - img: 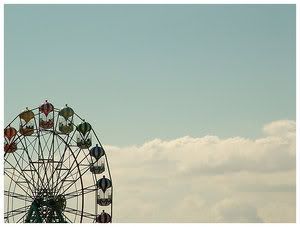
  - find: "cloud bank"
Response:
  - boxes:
[105,120,296,222]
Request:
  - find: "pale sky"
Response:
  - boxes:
[5,4,295,146]
[4,4,296,223]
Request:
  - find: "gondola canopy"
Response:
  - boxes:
[90,144,105,160]
[77,121,92,136]
[59,104,74,120]
[39,100,54,117]
[97,176,112,192]
[4,126,17,141]
[19,108,34,123]
[96,210,111,223]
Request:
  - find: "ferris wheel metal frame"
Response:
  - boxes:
[4,100,113,223]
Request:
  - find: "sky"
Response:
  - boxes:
[4,4,296,223]
[4,4,295,146]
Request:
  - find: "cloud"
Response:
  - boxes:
[107,121,295,177]
[213,198,263,222]
[104,120,296,223]
[263,120,296,137]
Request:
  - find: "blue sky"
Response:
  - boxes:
[4,4,295,146]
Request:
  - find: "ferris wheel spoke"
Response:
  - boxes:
[50,130,78,194]
[12,148,30,166]
[51,146,84,195]
[21,136,41,184]
[47,153,69,192]
[4,205,31,219]
[11,149,38,189]
[17,135,41,177]
[61,212,73,223]
[4,172,33,199]
[52,156,89,197]
[54,111,60,132]
[17,135,39,167]
[40,131,54,159]
[57,164,91,197]
[13,151,36,188]
[65,122,77,148]
[58,171,87,196]
[64,184,96,200]
[51,147,79,195]
[5,162,30,221]
[16,211,29,223]
[63,163,89,182]
[63,148,91,179]
[46,134,86,222]
[52,134,67,160]
[36,127,48,189]
[21,134,39,157]
[5,190,33,203]
[17,136,48,190]
[38,132,55,188]
[64,207,96,220]
[49,134,67,190]
[51,134,73,186]
[5,154,36,195]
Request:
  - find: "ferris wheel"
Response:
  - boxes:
[4,100,113,223]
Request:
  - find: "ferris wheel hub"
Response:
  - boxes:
[25,189,67,223]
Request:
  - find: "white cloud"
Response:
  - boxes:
[104,120,296,223]
[263,120,296,137]
[213,198,263,222]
